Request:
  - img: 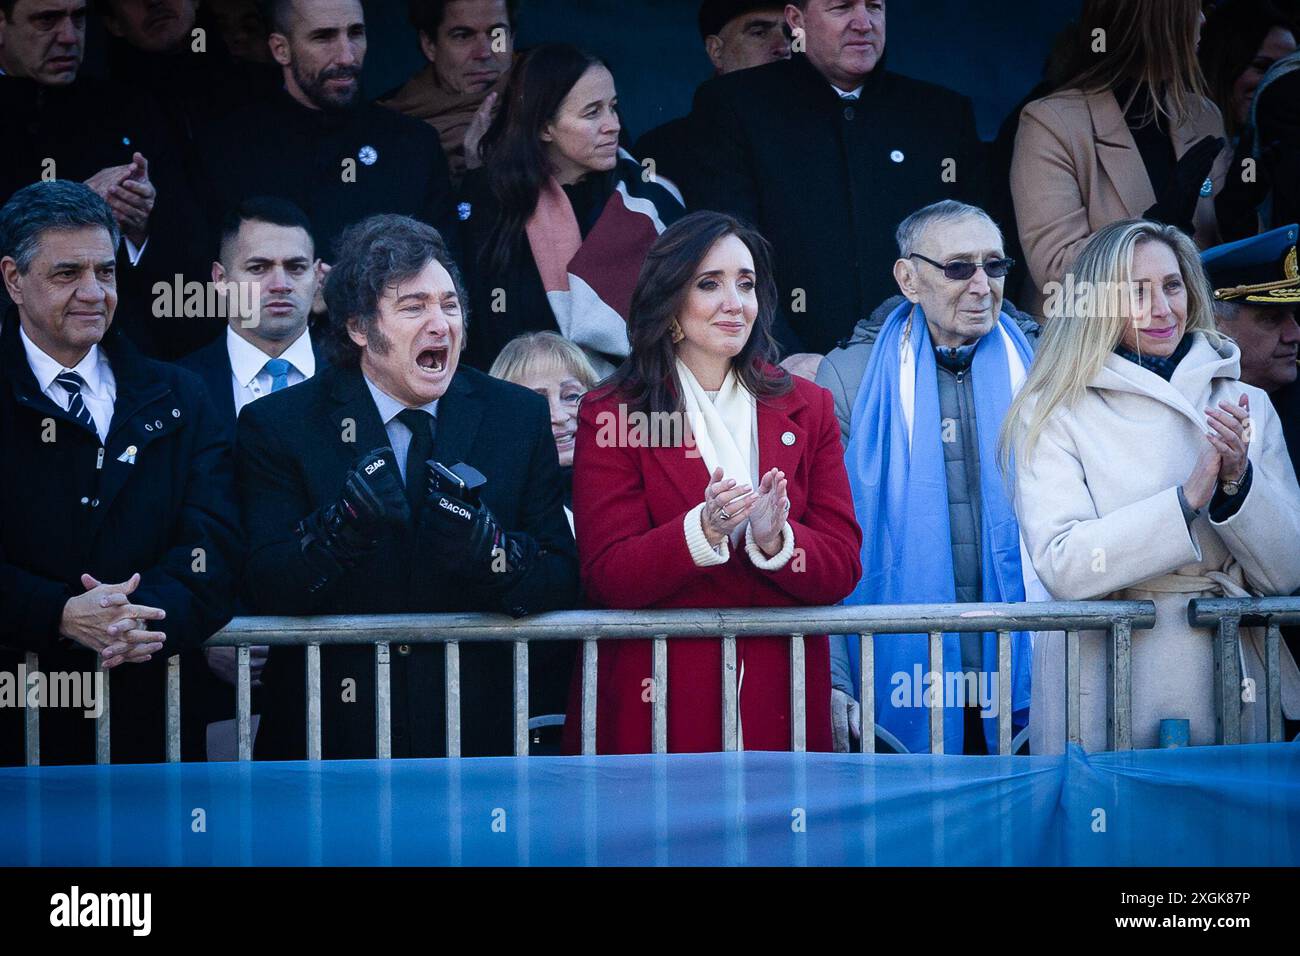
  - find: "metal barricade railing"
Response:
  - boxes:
[18,601,1160,766]
[1188,596,1300,745]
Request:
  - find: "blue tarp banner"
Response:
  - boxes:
[2,744,1296,866]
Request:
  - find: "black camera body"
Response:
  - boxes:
[426,461,487,506]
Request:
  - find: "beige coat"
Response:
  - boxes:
[1013,333,1300,753]
[1011,88,1231,316]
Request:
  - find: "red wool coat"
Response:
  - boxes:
[563,374,863,754]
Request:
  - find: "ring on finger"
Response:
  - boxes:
[719,508,731,521]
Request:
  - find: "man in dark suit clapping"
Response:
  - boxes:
[236,214,579,759]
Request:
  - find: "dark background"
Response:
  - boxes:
[83,1,1083,142]
[364,0,1084,140]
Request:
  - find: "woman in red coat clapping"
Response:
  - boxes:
[564,211,863,754]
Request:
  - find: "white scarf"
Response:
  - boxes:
[676,359,755,538]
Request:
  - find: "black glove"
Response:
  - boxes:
[1215,127,1274,242]
[420,469,539,599]
[297,448,410,591]
[1143,135,1224,236]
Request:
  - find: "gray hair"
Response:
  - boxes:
[322,214,468,367]
[895,200,1003,259]
[0,181,120,273]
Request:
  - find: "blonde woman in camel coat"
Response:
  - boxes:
[1003,220,1300,754]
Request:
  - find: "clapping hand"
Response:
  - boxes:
[85,153,155,247]
[1183,393,1251,510]
[1205,393,1250,484]
[748,467,790,557]
[700,466,754,548]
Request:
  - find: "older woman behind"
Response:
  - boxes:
[489,331,599,532]
[1002,218,1300,752]
[564,210,862,754]
[485,331,597,751]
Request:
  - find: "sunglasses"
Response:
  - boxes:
[909,253,1015,281]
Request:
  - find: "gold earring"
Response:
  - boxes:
[670,320,685,344]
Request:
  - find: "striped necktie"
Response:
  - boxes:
[54,371,97,434]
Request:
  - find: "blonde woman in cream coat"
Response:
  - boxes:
[1003,219,1300,753]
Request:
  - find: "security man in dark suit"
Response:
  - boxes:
[179,195,328,757]
[0,180,239,765]
[236,213,579,760]
[180,196,329,439]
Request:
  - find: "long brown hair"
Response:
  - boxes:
[1058,0,1210,125]
[600,211,791,416]
[1199,0,1296,138]
[477,44,608,277]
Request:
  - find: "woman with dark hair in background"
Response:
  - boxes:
[563,211,862,754]
[1199,0,1296,142]
[1200,0,1299,239]
[1011,0,1232,315]
[457,43,686,375]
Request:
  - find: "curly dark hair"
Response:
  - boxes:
[602,210,791,416]
[322,214,468,367]
[477,43,609,276]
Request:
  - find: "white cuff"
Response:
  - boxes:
[684,502,730,567]
[123,235,148,266]
[745,521,795,571]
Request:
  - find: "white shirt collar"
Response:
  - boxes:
[831,82,863,100]
[226,326,316,388]
[362,373,439,425]
[19,325,108,397]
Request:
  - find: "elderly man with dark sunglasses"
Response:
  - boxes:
[815,200,1042,755]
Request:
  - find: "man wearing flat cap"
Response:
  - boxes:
[1204,223,1300,477]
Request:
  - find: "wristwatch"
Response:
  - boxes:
[1221,475,1243,496]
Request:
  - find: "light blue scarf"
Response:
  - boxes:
[842,302,1032,753]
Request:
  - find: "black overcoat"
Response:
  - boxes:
[235,362,579,759]
[0,316,241,764]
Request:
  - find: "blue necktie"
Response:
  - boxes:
[54,371,97,434]
[263,358,292,393]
